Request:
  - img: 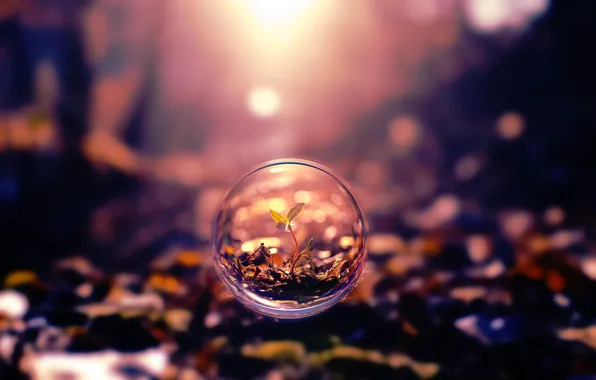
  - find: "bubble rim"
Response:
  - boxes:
[211,158,368,319]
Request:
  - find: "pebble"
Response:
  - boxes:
[24,347,168,380]
[499,210,534,240]
[0,334,18,362]
[0,291,29,319]
[203,312,222,329]
[466,234,492,263]
[550,230,585,250]
[118,293,164,313]
[164,309,193,332]
[368,234,406,256]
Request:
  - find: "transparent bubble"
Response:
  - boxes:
[212,159,367,318]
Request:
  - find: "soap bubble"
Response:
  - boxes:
[212,159,367,318]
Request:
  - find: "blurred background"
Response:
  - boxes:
[1,0,596,379]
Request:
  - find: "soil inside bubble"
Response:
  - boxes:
[251,274,344,302]
[227,249,351,303]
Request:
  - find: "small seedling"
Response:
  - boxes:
[269,202,309,272]
[229,202,350,301]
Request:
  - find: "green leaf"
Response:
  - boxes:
[297,238,314,257]
[296,265,317,278]
[303,238,314,252]
[293,254,316,276]
[296,254,315,267]
[269,209,287,224]
[286,203,305,223]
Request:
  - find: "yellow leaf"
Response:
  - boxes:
[148,274,183,294]
[269,209,287,225]
[4,270,38,288]
[241,341,306,362]
[176,250,202,267]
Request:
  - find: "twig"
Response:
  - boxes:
[289,226,300,274]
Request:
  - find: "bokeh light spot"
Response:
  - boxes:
[544,206,565,226]
[455,155,483,181]
[497,112,525,140]
[464,0,549,33]
[247,86,281,118]
[294,190,312,204]
[467,235,491,263]
[389,116,420,151]
[0,290,29,319]
[313,210,327,223]
[267,198,287,214]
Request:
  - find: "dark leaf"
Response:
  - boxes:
[286,203,305,223]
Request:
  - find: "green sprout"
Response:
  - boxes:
[226,201,350,297]
[269,202,314,274]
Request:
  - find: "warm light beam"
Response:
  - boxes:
[243,0,315,26]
